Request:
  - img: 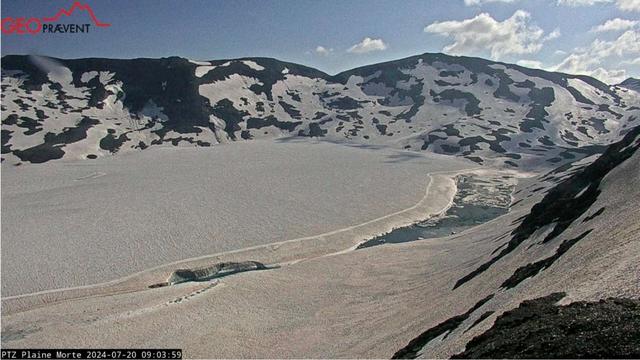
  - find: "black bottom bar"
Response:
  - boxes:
[1,349,182,360]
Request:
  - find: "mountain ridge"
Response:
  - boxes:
[2,52,639,168]
[618,77,640,92]
[1,52,624,88]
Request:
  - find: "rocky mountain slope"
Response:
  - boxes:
[2,53,639,169]
[618,77,640,93]
[392,124,640,358]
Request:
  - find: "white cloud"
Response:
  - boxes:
[622,57,640,65]
[557,0,640,10]
[347,37,388,54]
[555,30,640,70]
[617,0,640,11]
[553,54,628,83]
[464,0,518,5]
[516,60,545,68]
[557,0,612,6]
[552,29,640,83]
[591,18,638,32]
[592,29,640,57]
[545,28,561,40]
[589,67,628,83]
[315,46,333,56]
[424,10,553,60]
[554,53,601,73]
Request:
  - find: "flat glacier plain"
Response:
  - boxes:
[1,139,472,296]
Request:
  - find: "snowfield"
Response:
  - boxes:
[2,128,638,358]
[2,52,639,357]
[1,139,472,296]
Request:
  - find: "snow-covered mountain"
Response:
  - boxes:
[394,123,640,358]
[2,53,639,169]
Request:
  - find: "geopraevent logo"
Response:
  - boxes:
[2,1,110,35]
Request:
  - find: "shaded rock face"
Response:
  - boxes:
[452,293,640,359]
[392,294,495,359]
[617,77,640,93]
[393,294,640,359]
[453,125,640,290]
[391,125,640,359]
[2,53,639,168]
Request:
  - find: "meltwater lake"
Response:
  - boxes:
[358,174,515,249]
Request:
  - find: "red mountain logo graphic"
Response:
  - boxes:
[42,1,111,27]
[2,1,111,35]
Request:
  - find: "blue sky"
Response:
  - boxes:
[2,0,639,82]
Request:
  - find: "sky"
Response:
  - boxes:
[1,0,639,83]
